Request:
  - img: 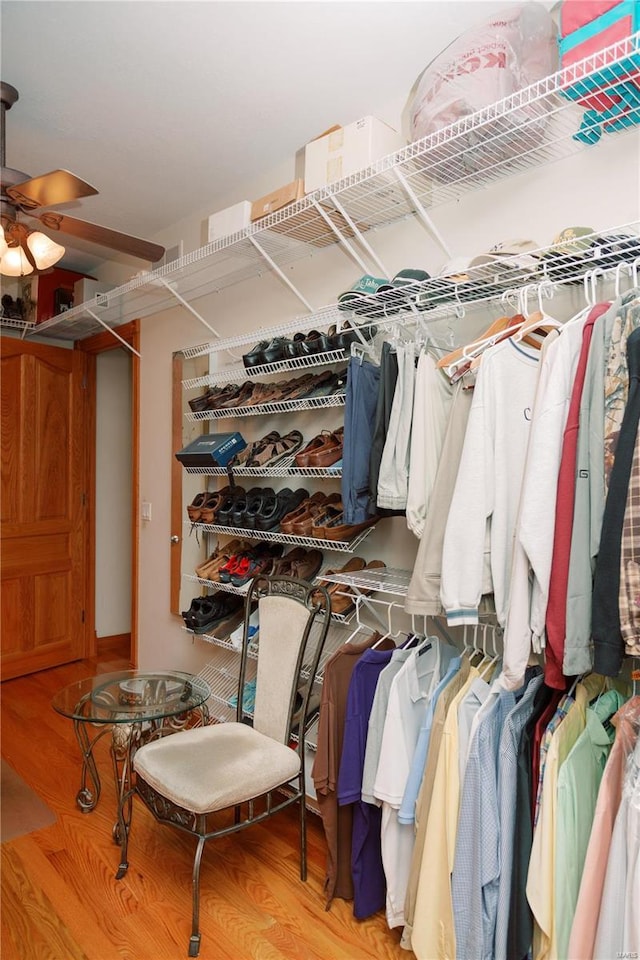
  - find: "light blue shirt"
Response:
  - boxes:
[397,655,462,824]
[451,687,516,960]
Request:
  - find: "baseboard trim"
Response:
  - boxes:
[96,633,131,655]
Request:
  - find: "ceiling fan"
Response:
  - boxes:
[0,81,165,276]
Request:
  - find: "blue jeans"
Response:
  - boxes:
[342,356,380,524]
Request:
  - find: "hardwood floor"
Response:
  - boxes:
[1,655,407,960]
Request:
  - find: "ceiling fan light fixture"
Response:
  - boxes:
[0,244,34,276]
[0,223,8,258]
[26,230,65,270]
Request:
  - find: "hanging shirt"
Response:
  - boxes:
[452,687,516,960]
[527,674,607,960]
[401,656,472,951]
[593,736,640,960]
[406,351,454,538]
[494,672,544,960]
[374,637,457,928]
[337,645,396,920]
[410,666,481,960]
[442,338,540,627]
[555,689,627,958]
[569,695,640,960]
[398,655,462,825]
[619,432,640,657]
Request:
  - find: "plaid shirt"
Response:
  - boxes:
[619,422,640,656]
[533,694,574,828]
[603,296,640,489]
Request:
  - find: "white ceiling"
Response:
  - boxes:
[2,0,519,274]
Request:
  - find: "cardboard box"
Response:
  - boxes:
[303,116,406,194]
[175,432,246,468]
[250,179,305,222]
[207,201,252,243]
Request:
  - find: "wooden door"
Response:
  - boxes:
[1,336,89,680]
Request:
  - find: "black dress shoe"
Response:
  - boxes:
[242,341,270,368]
[259,337,290,365]
[255,488,310,531]
[231,486,262,528]
[216,486,246,526]
[294,330,332,357]
[282,333,306,360]
[244,487,275,529]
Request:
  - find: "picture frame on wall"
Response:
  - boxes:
[54,287,74,314]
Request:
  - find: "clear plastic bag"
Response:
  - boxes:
[408,3,559,180]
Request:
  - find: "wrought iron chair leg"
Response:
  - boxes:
[299,777,307,882]
[188,836,206,957]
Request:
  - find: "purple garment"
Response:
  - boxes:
[337,646,394,919]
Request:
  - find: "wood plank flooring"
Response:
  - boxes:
[1,655,407,960]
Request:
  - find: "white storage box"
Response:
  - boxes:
[207,201,252,243]
[303,116,406,193]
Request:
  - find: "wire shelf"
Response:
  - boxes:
[189,520,376,553]
[185,574,250,595]
[183,456,342,479]
[31,37,640,342]
[0,317,37,333]
[318,566,413,597]
[187,392,346,421]
[182,347,347,378]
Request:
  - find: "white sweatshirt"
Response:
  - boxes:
[406,352,454,539]
[441,338,540,627]
[515,313,589,647]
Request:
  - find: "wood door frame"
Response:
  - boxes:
[170,352,183,615]
[77,320,140,666]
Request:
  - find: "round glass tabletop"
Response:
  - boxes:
[52,670,211,724]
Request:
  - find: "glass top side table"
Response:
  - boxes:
[52,669,211,835]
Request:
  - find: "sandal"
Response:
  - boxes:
[247,430,304,467]
[199,486,233,524]
[187,491,208,522]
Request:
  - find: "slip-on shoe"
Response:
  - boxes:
[216,486,247,526]
[255,487,309,531]
[306,428,343,467]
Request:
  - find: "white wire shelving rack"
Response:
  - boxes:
[29,36,640,343]
[318,566,413,597]
[188,520,376,554]
[186,392,346,422]
[182,347,347,381]
[183,457,342,479]
[185,566,358,624]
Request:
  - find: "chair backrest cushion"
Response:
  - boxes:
[253,594,312,741]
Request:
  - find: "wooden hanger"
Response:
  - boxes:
[437,314,520,372]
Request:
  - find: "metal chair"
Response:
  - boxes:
[114,575,330,957]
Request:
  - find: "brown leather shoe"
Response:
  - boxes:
[310,501,343,539]
[322,513,378,542]
[306,427,344,467]
[294,431,333,467]
[291,493,341,536]
[271,547,308,577]
[279,492,326,534]
[288,549,324,582]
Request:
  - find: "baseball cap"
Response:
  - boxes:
[468,239,541,270]
[542,227,594,258]
[338,274,390,304]
[381,268,432,315]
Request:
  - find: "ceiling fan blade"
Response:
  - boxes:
[38,211,165,263]
[6,170,98,210]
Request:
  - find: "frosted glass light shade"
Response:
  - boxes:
[0,224,8,258]
[27,231,65,270]
[0,245,34,276]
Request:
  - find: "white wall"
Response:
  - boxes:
[95,349,132,638]
[132,118,639,671]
